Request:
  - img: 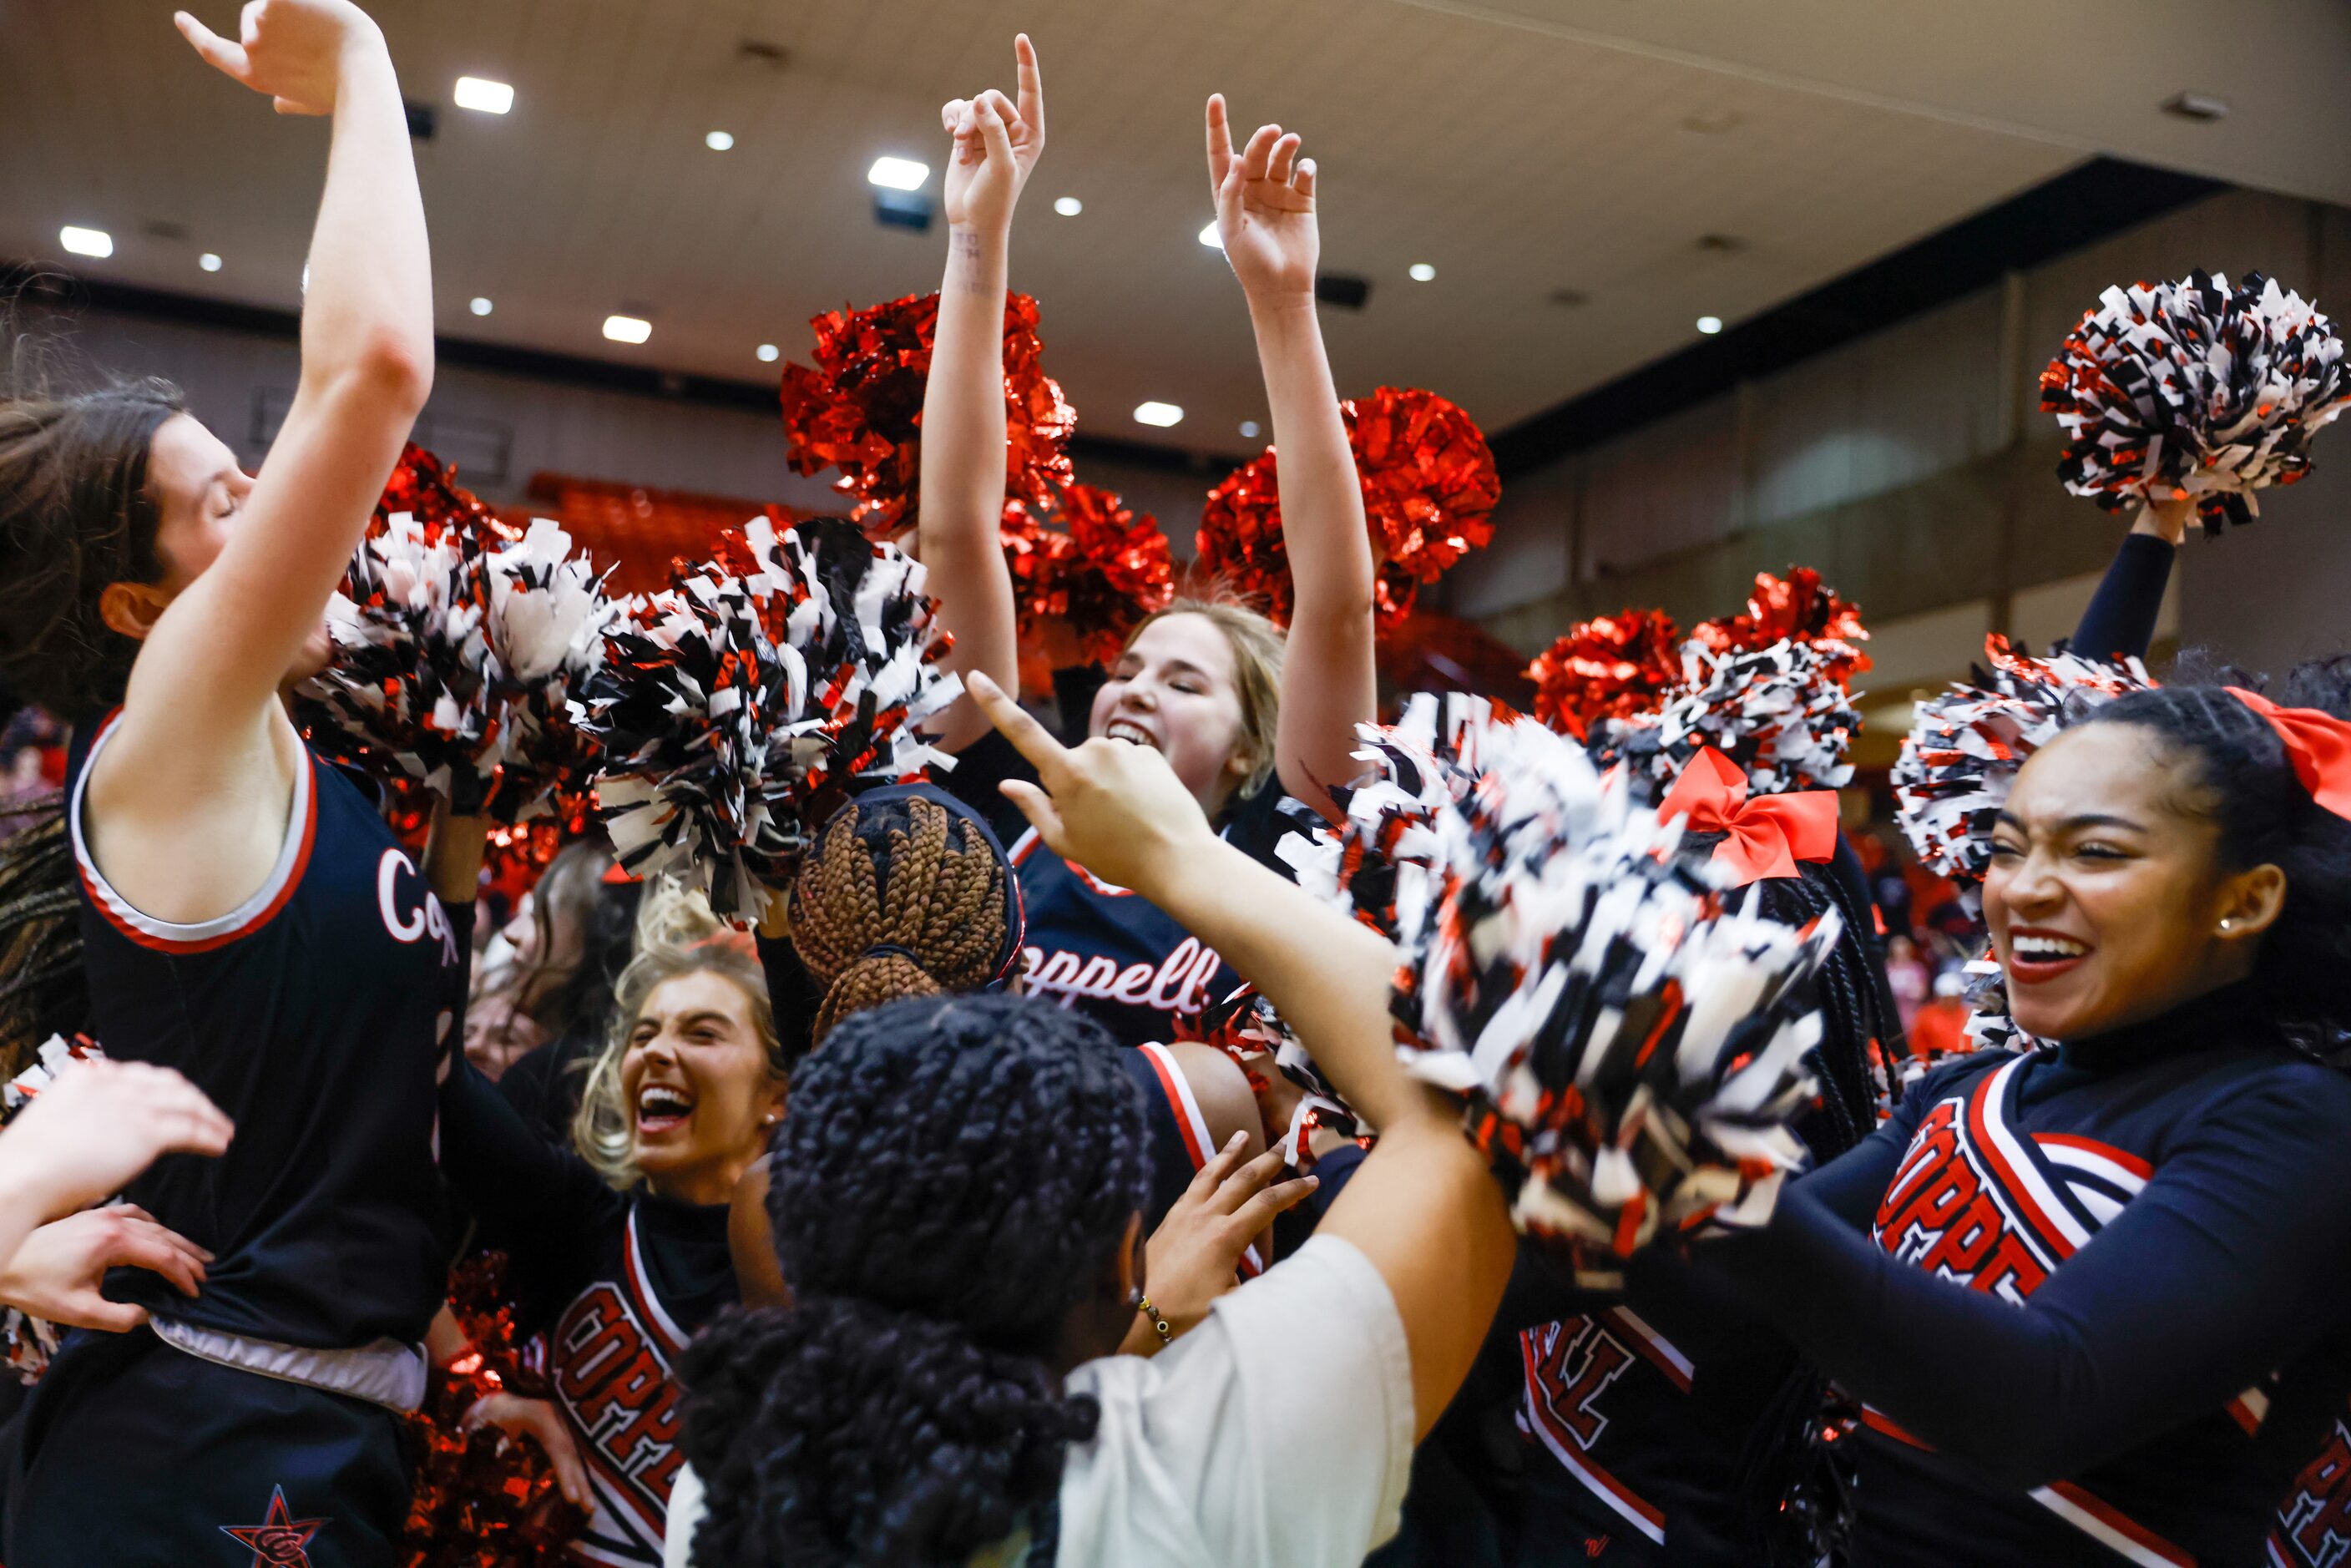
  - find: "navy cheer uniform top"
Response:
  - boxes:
[68,711,460,1348]
[439,1055,736,1568]
[944,730,1302,1048]
[1701,984,2351,1566]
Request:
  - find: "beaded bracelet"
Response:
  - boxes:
[1135,1293,1173,1347]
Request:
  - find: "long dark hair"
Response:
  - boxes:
[675,993,1150,1567]
[2085,650,2351,1047]
[0,319,185,721]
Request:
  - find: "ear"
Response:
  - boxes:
[760,1072,790,1129]
[2214,862,2288,942]
[98,579,172,645]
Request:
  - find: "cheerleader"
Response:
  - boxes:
[670,680,1517,1568]
[435,883,788,1567]
[1692,654,2351,1565]
[0,3,446,1559]
[915,45,1383,1047]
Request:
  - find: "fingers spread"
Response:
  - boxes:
[1241,123,1282,183]
[1232,1173,1320,1231]
[1191,1130,1251,1198]
[1268,132,1302,186]
[1211,1146,1291,1211]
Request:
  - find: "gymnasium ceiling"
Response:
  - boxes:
[5,0,2347,461]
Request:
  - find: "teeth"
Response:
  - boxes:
[638,1088,690,1117]
[1105,721,1157,750]
[2012,936,2088,962]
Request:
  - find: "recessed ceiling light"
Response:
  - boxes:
[1408,263,1436,282]
[453,76,513,115]
[58,225,112,259]
[470,296,493,316]
[705,129,735,151]
[1696,316,1725,336]
[1134,401,1185,428]
[1239,421,1261,438]
[1198,221,1223,249]
[756,343,781,362]
[867,156,928,191]
[603,314,652,345]
[198,252,223,272]
[1054,196,1083,217]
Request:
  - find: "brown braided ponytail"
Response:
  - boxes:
[788,785,1019,1044]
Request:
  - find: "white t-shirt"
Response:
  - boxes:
[663,1234,1413,1568]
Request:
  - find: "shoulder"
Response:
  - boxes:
[1157,1041,1261,1154]
[2180,1049,2351,1147]
[1906,1047,2017,1104]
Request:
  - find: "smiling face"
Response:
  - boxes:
[119,413,331,682]
[621,969,786,1206]
[1983,722,2275,1042]
[1089,612,1254,817]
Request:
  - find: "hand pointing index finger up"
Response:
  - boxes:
[964,672,1218,893]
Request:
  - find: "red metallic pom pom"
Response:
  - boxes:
[1691,568,1871,686]
[1195,387,1499,628]
[377,443,512,547]
[1014,483,1176,666]
[778,291,1076,539]
[1525,609,1686,740]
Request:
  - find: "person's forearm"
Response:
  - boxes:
[919,225,1021,741]
[1250,296,1378,806]
[1144,839,1422,1131]
[299,29,432,401]
[423,809,488,908]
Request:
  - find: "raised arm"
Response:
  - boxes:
[918,35,1044,753]
[134,3,431,741]
[1207,98,1376,812]
[968,674,1514,1439]
[2070,497,2188,662]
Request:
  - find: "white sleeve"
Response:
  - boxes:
[662,1463,705,1568]
[1057,1233,1414,1568]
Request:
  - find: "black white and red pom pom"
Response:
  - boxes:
[1375,700,1837,1275]
[1197,984,1363,1168]
[3,1034,104,1384]
[1892,636,2153,884]
[2040,271,2351,533]
[1595,639,1859,801]
[584,517,959,919]
[479,519,619,822]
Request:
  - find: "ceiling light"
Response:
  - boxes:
[603,314,652,345]
[1198,221,1222,249]
[1134,402,1184,428]
[1054,196,1083,217]
[1696,315,1724,336]
[453,76,513,114]
[198,252,223,272]
[1239,421,1261,438]
[2161,91,2230,123]
[58,225,112,259]
[1408,263,1436,282]
[469,296,493,316]
[705,129,735,151]
[867,156,928,191]
[756,343,781,362]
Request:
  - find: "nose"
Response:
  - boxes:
[2000,844,2067,918]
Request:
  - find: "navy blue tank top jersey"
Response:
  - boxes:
[1821,1028,2351,1566]
[68,712,462,1348]
[2274,1398,2351,1568]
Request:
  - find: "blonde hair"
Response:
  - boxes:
[1124,597,1287,801]
[570,878,784,1190]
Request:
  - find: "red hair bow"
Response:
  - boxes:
[1657,747,1840,885]
[2227,688,2351,821]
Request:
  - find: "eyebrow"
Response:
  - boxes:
[1993,810,2146,834]
[635,1009,735,1033]
[1157,659,1215,682]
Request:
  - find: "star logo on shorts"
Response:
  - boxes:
[218,1485,326,1566]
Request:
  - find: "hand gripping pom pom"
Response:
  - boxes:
[1691,569,1871,688]
[583,517,962,920]
[778,291,1076,539]
[1893,636,2154,886]
[1282,696,1838,1277]
[2040,271,2351,534]
[1594,639,1860,802]
[1198,984,1364,1169]
[1,1034,104,1385]
[1196,387,1499,628]
[1527,609,1686,741]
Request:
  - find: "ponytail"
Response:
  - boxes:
[676,994,1149,1566]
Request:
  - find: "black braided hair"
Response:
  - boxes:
[675,993,1152,1568]
[2081,650,2351,1050]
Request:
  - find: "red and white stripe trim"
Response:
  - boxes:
[2030,1480,2197,1567]
[622,1206,690,1360]
[69,711,317,955]
[1518,1338,1666,1544]
[1137,1042,1262,1277]
[1967,1060,2086,1262]
[1604,1308,1693,1393]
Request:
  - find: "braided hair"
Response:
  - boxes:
[787,784,1018,1044]
[2081,650,2351,1048]
[675,993,1150,1568]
